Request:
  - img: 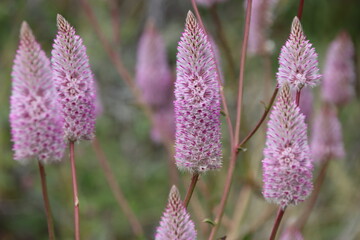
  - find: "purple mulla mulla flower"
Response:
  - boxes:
[174,11,222,173]
[10,22,65,164]
[321,31,355,106]
[262,84,313,208]
[155,186,196,240]
[51,14,96,142]
[277,17,321,91]
[196,0,228,8]
[135,20,173,109]
[311,104,345,162]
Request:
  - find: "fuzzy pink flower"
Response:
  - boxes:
[277,17,321,91]
[151,106,175,144]
[155,186,197,240]
[10,22,65,164]
[248,0,278,55]
[196,0,228,7]
[135,20,173,109]
[52,14,96,142]
[311,104,345,162]
[175,11,222,173]
[262,84,313,208]
[321,31,355,106]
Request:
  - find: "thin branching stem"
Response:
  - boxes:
[297,0,305,20]
[92,138,144,237]
[269,207,286,240]
[69,141,80,240]
[183,172,200,208]
[38,162,56,240]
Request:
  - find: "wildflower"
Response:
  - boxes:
[175,11,222,173]
[321,31,355,106]
[155,186,196,240]
[262,84,313,208]
[135,20,173,109]
[51,14,96,141]
[311,104,345,162]
[277,17,321,90]
[10,22,65,163]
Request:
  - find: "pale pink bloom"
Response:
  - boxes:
[248,0,279,55]
[135,20,173,109]
[277,17,321,91]
[196,0,228,7]
[321,31,355,106]
[155,186,196,240]
[280,227,304,240]
[10,22,65,164]
[175,11,222,173]
[151,106,175,144]
[51,14,96,142]
[263,84,313,208]
[311,104,345,162]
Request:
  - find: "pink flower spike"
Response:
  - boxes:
[175,11,222,173]
[155,186,197,240]
[311,104,345,162]
[52,14,96,142]
[277,17,321,91]
[135,20,173,109]
[262,84,313,208]
[196,0,228,8]
[10,22,66,164]
[321,31,355,106]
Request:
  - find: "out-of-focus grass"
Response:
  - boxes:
[0,0,359,239]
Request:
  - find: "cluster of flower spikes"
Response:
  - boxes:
[175,11,222,173]
[135,19,173,109]
[321,31,355,106]
[262,84,313,208]
[311,104,345,162]
[52,14,96,142]
[277,17,321,91]
[196,0,228,8]
[247,0,279,55]
[10,22,65,164]
[155,186,196,240]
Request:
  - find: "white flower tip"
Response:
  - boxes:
[186,10,197,26]
[291,16,303,36]
[20,21,34,41]
[57,14,71,32]
[169,185,180,200]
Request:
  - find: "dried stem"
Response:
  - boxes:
[191,0,234,143]
[92,138,144,237]
[69,141,80,240]
[296,90,301,106]
[209,4,236,80]
[37,162,56,240]
[295,159,330,231]
[269,207,286,240]
[183,172,200,208]
[297,0,305,20]
[208,1,253,238]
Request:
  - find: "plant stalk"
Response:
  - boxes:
[183,172,200,208]
[296,90,301,106]
[297,0,305,20]
[69,141,80,240]
[269,207,286,240]
[38,161,56,240]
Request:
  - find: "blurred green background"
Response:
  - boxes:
[0,0,359,239]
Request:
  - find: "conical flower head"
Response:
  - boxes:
[277,17,321,91]
[321,31,355,106]
[262,84,313,208]
[175,11,222,173]
[51,14,96,142]
[135,20,173,108]
[155,186,197,240]
[196,0,228,7]
[311,104,345,162]
[10,22,65,164]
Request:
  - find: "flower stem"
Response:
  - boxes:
[38,162,56,240]
[92,138,144,237]
[69,141,80,240]
[295,159,330,231]
[208,1,253,238]
[296,89,301,106]
[297,0,305,20]
[269,207,286,240]
[183,172,200,208]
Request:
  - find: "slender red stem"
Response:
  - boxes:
[38,162,56,240]
[208,1,253,239]
[269,207,286,240]
[69,141,80,240]
[296,90,301,106]
[92,138,144,237]
[183,172,200,208]
[297,0,305,20]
